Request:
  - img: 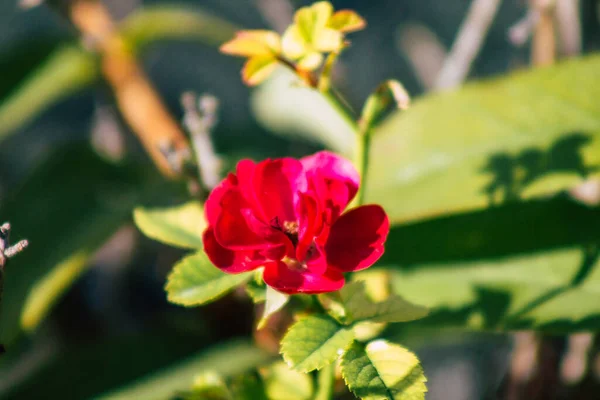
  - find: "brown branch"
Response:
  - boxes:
[64,0,191,177]
[434,0,503,90]
[531,0,556,66]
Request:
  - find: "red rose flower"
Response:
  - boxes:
[203,151,389,294]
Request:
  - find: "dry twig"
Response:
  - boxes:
[434,0,503,90]
[0,222,28,356]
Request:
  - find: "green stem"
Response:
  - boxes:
[321,89,357,132]
[352,126,370,207]
[314,363,335,400]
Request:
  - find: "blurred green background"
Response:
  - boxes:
[0,0,599,399]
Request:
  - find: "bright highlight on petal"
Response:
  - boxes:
[202,151,390,294]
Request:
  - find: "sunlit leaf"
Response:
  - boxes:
[263,362,313,400]
[187,372,232,400]
[294,1,334,41]
[327,10,366,33]
[251,69,355,156]
[220,30,281,57]
[297,52,324,71]
[242,56,280,86]
[257,286,289,329]
[320,281,429,325]
[382,195,600,332]
[360,80,410,134]
[281,25,309,60]
[229,374,268,400]
[166,252,252,307]
[313,28,343,53]
[281,314,354,372]
[133,201,205,249]
[341,340,427,400]
[368,54,600,223]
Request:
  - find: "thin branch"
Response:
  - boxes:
[531,0,556,66]
[0,222,28,356]
[396,23,447,90]
[181,92,222,192]
[434,0,503,90]
[508,9,539,47]
[255,0,294,34]
[0,223,29,270]
[560,333,593,384]
[49,0,192,178]
[555,0,582,57]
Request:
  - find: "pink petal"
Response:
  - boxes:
[325,205,390,272]
[301,151,359,222]
[214,189,275,250]
[236,159,262,214]
[253,158,307,224]
[242,208,294,255]
[203,228,266,273]
[296,192,322,261]
[205,173,238,226]
[263,261,345,294]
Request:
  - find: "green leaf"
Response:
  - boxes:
[0,6,238,144]
[1,331,213,398]
[389,245,600,332]
[0,146,154,346]
[96,340,271,400]
[229,374,268,400]
[251,69,355,155]
[263,362,313,400]
[360,80,410,134]
[187,372,232,400]
[257,286,289,329]
[295,2,334,41]
[281,314,354,372]
[121,5,239,51]
[0,46,97,143]
[381,195,600,332]
[166,252,252,307]
[133,201,205,249]
[314,364,335,400]
[368,54,600,223]
[245,279,267,304]
[320,281,429,325]
[341,340,427,400]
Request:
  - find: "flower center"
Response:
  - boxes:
[282,221,299,247]
[283,256,306,271]
[271,218,300,247]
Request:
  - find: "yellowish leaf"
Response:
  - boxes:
[313,27,343,53]
[294,1,334,41]
[297,52,324,71]
[327,10,366,33]
[281,25,308,60]
[220,30,280,57]
[242,56,279,86]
